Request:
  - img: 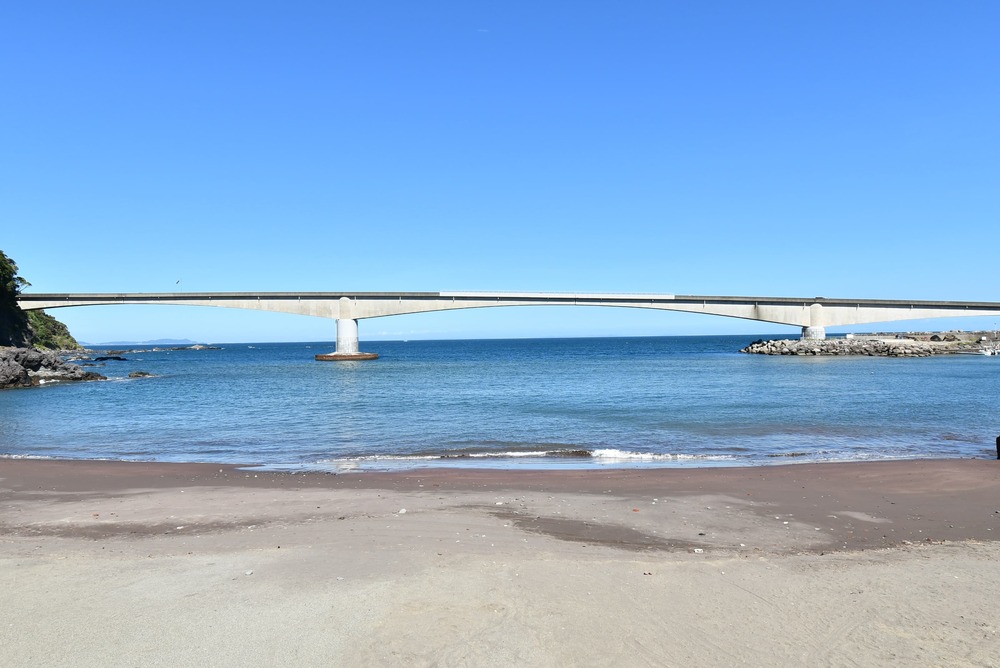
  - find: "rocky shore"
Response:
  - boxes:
[741,332,997,357]
[0,348,106,389]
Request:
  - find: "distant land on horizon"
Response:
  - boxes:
[80,338,201,346]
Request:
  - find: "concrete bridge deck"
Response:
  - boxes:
[17,291,1000,360]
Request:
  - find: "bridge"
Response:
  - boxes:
[17,291,1000,360]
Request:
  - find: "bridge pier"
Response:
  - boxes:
[801,326,826,340]
[315,319,379,361]
[800,303,826,340]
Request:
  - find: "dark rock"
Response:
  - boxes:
[0,347,107,389]
[0,356,30,388]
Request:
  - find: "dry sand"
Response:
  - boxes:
[2,458,999,667]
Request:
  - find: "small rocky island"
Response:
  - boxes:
[742,331,999,357]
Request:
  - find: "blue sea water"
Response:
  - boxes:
[1,336,998,470]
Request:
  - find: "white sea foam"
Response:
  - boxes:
[591,449,738,462]
[315,448,744,473]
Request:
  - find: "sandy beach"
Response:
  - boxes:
[2,458,999,666]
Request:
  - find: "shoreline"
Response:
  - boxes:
[4,457,1000,665]
[3,457,998,552]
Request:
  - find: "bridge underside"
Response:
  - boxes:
[17,292,1000,359]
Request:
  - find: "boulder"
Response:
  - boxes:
[0,355,30,388]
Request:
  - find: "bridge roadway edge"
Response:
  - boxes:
[16,292,1000,360]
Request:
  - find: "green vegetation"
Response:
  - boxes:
[0,250,80,349]
[27,309,81,350]
[0,250,31,347]
[1,249,30,296]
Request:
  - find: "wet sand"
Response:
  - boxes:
[2,458,999,665]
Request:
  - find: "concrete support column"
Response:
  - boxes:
[801,303,827,340]
[315,318,379,361]
[801,326,827,340]
[336,318,359,354]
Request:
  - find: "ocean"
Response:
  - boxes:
[1,336,998,470]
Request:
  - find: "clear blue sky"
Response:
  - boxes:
[3,2,998,343]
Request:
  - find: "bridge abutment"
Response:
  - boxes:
[315,318,379,361]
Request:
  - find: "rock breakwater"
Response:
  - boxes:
[740,337,982,357]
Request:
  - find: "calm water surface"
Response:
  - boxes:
[1,336,998,470]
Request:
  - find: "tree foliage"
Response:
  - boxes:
[0,249,79,349]
[27,310,81,350]
[0,249,30,299]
